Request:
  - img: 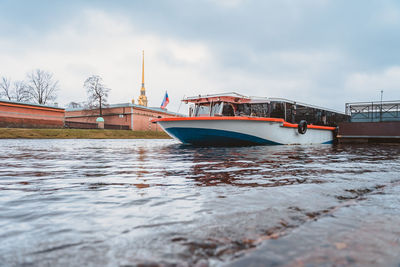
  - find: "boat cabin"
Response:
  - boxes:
[183,93,349,127]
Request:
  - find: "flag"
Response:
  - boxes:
[161,91,169,109]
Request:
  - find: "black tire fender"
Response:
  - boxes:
[298,120,307,134]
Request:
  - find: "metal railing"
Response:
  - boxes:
[346,100,400,122]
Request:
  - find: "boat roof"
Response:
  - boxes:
[183,92,253,104]
[183,92,345,115]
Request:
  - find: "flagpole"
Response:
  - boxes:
[177,94,185,114]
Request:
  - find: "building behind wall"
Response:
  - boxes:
[0,99,65,128]
[65,103,182,131]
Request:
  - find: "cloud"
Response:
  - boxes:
[0,9,217,112]
[1,1,400,113]
[344,66,400,102]
[0,8,337,111]
[374,2,400,26]
[206,0,246,8]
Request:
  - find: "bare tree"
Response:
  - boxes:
[26,69,59,105]
[0,77,12,100]
[13,81,30,102]
[84,75,110,117]
[0,77,30,102]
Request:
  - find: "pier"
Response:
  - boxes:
[338,100,400,143]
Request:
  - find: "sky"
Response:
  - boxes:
[1,0,399,113]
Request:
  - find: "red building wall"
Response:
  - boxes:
[65,104,181,131]
[0,100,65,128]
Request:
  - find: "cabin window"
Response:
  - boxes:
[222,103,235,116]
[236,104,251,116]
[189,106,194,117]
[270,102,285,119]
[194,104,211,117]
[210,102,223,116]
[250,103,269,117]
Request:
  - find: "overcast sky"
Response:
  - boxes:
[1,0,399,112]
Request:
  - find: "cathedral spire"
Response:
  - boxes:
[138,50,148,106]
[141,50,145,88]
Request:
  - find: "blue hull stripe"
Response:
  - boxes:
[166,127,282,146]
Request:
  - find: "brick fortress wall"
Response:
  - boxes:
[0,100,65,128]
[65,104,182,131]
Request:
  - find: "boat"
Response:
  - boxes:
[152,93,349,146]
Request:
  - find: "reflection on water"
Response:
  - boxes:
[0,139,399,266]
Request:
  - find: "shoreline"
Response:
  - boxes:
[0,128,171,139]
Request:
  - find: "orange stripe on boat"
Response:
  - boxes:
[282,122,297,128]
[152,116,285,123]
[153,117,336,131]
[282,122,335,130]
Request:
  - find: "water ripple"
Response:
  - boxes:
[0,139,399,266]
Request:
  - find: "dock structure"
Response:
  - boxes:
[338,100,400,143]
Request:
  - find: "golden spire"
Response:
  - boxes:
[138,50,148,106]
[142,50,145,88]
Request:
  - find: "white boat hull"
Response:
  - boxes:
[156,118,334,146]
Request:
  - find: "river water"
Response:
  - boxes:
[0,139,399,266]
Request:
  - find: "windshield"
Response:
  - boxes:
[194,104,211,117]
[192,102,270,117]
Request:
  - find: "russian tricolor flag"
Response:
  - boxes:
[161,91,169,109]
